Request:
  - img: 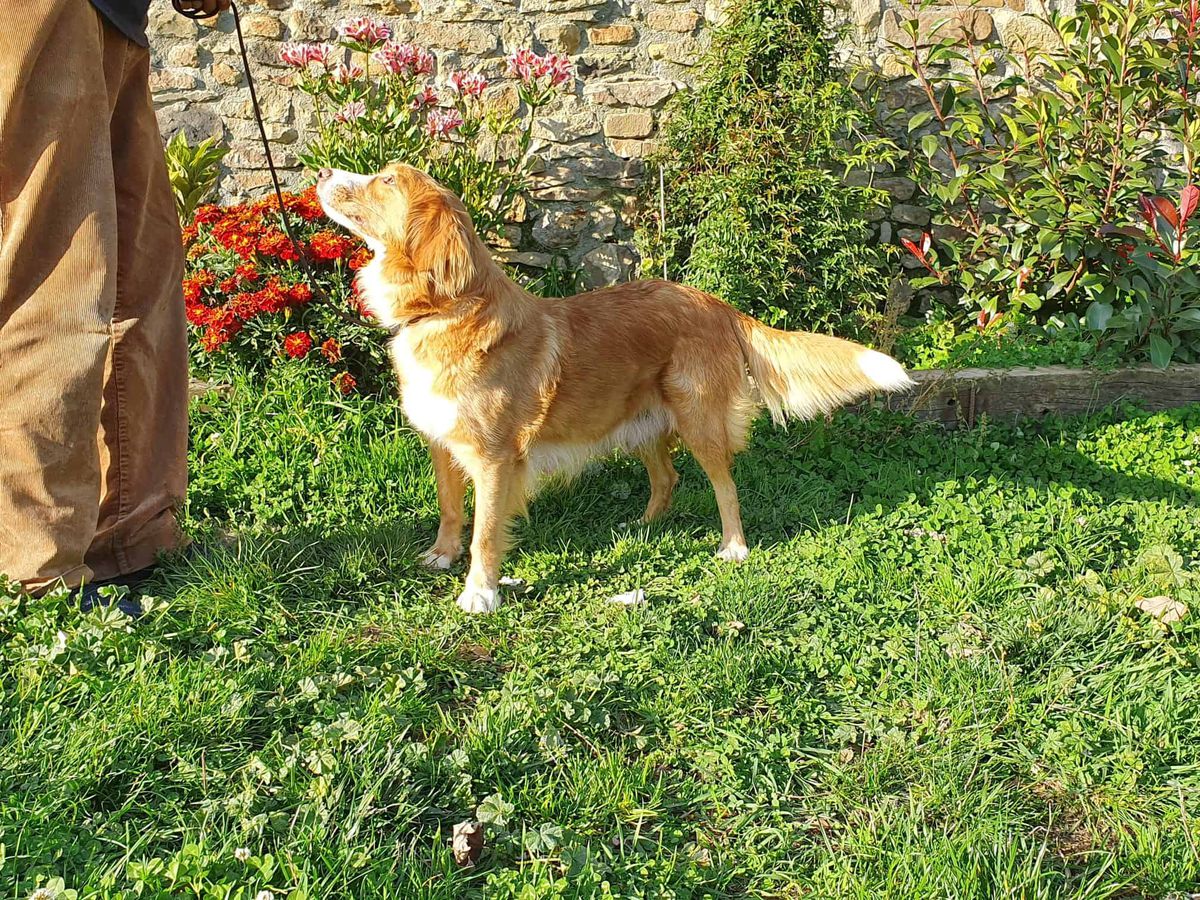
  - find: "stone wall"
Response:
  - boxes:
[147,0,1064,285]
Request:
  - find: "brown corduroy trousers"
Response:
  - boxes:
[0,1,188,593]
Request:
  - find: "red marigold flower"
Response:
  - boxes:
[288,282,314,304]
[185,301,212,327]
[254,277,291,314]
[332,371,357,394]
[308,231,356,261]
[321,337,342,363]
[257,229,300,261]
[288,187,325,221]
[199,305,242,351]
[193,204,223,226]
[219,276,240,294]
[183,271,216,304]
[348,247,373,270]
[181,224,199,246]
[283,331,314,358]
[229,291,259,320]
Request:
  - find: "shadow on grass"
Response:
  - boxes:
[158,403,1199,612]
[517,402,1200,556]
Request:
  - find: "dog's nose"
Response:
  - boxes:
[317,168,333,181]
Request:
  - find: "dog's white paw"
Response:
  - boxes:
[716,540,749,563]
[421,546,460,569]
[456,585,500,614]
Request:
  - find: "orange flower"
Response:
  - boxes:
[332,371,357,394]
[283,331,314,358]
[308,231,356,262]
[320,337,342,363]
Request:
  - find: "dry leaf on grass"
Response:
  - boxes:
[452,820,484,867]
[1134,595,1189,625]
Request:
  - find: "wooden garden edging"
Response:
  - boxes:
[189,364,1200,429]
[888,364,1200,429]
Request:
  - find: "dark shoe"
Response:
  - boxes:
[78,581,144,618]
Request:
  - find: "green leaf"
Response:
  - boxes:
[920,134,940,159]
[908,110,933,132]
[477,792,514,827]
[1085,301,1113,331]
[1149,333,1174,368]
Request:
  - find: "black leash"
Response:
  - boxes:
[173,0,403,337]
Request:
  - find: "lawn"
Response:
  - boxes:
[3,367,1200,898]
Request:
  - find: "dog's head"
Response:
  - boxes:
[316,163,480,298]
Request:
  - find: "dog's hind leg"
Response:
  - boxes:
[688,442,749,562]
[458,458,527,614]
[422,442,467,569]
[637,434,678,523]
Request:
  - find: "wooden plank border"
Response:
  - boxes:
[190,364,1200,430]
[886,364,1200,428]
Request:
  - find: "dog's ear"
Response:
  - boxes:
[404,189,476,298]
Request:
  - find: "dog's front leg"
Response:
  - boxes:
[422,442,467,569]
[457,459,524,614]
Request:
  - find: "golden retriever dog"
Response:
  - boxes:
[316,164,913,613]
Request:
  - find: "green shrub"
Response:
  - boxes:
[165,131,228,224]
[891,0,1200,367]
[637,0,896,336]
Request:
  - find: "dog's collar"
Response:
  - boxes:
[383,312,437,338]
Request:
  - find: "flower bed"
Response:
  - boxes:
[183,19,576,391]
[184,188,380,392]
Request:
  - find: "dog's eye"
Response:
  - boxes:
[379,174,396,186]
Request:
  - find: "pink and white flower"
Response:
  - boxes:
[332,62,365,83]
[425,107,464,137]
[505,49,573,89]
[447,70,488,99]
[411,85,439,110]
[334,100,367,123]
[279,42,337,70]
[373,41,435,78]
[505,48,537,83]
[337,16,392,48]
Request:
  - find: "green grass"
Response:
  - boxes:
[4,366,1200,898]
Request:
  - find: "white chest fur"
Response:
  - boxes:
[393,329,459,442]
[356,252,460,443]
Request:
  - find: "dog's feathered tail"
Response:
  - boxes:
[735,315,914,424]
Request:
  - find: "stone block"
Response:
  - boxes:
[604,111,655,138]
[609,138,659,158]
[588,24,638,44]
[241,13,284,38]
[998,14,1059,51]
[646,9,701,31]
[582,243,636,286]
[537,22,583,52]
[648,39,701,65]
[584,77,680,107]
[882,8,994,45]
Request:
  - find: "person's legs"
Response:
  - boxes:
[85,27,189,581]
[0,1,122,592]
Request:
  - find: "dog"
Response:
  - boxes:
[316,164,913,613]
